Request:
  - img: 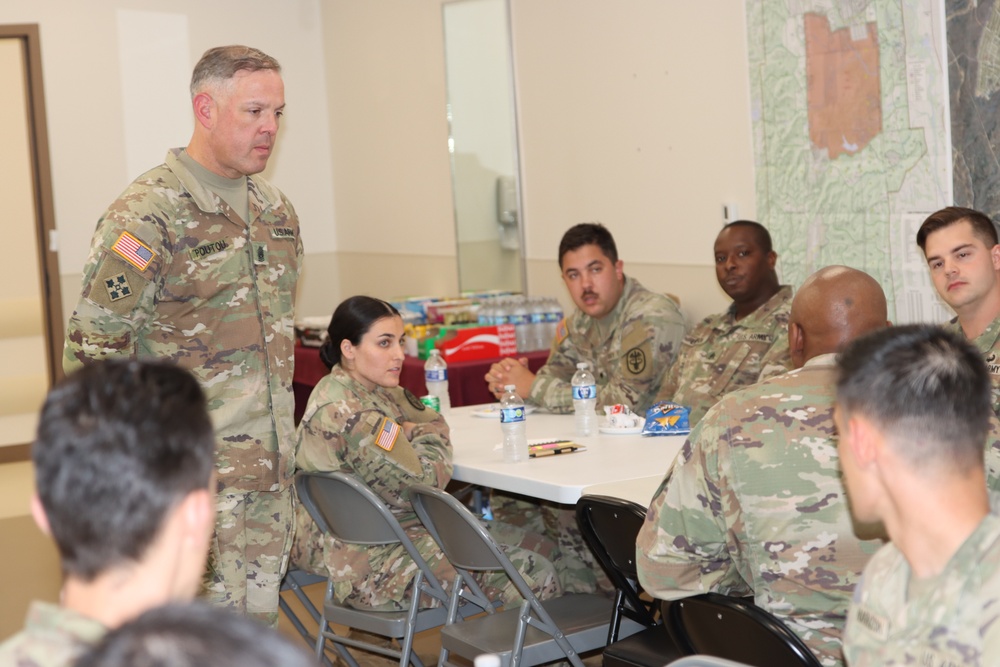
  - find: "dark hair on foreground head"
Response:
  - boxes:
[722,219,773,254]
[835,324,990,473]
[319,295,401,369]
[190,45,281,98]
[74,602,318,667]
[558,222,619,268]
[916,206,999,250]
[33,359,215,581]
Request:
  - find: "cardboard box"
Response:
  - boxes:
[438,324,517,362]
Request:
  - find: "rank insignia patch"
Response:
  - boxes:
[111,232,155,271]
[104,273,132,301]
[374,417,400,451]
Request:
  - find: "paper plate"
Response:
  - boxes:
[599,425,644,435]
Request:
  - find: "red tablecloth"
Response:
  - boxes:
[293,346,549,422]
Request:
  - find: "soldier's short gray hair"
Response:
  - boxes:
[190,45,281,98]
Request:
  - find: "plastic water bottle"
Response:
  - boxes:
[571,362,597,436]
[424,349,451,413]
[529,297,547,351]
[543,297,563,347]
[500,385,528,463]
[511,297,530,352]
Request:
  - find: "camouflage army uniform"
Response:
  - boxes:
[492,277,682,596]
[0,601,105,667]
[655,285,793,426]
[529,276,685,414]
[637,354,883,667]
[843,512,1000,666]
[291,365,561,610]
[944,316,1000,418]
[63,149,301,625]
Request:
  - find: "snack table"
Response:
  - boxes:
[445,404,684,505]
[293,345,549,421]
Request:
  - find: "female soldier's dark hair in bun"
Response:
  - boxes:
[318,296,401,369]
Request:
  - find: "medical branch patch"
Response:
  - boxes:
[104,273,132,301]
[626,346,647,374]
[111,232,155,271]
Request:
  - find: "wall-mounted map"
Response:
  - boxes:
[747,0,952,323]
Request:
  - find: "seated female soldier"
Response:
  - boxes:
[290,295,561,611]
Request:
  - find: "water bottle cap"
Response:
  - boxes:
[576,362,588,370]
[504,384,515,391]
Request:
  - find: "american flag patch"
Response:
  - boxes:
[374,418,400,451]
[111,232,155,271]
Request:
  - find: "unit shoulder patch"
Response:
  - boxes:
[404,388,426,411]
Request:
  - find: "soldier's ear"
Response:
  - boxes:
[30,493,51,538]
[192,92,215,129]
[340,339,355,361]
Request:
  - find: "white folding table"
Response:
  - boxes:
[446,404,685,506]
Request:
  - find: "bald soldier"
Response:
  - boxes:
[638,266,889,667]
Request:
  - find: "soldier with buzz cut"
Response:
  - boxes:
[0,360,215,667]
[654,220,793,426]
[835,326,1000,665]
[63,45,301,626]
[637,266,891,667]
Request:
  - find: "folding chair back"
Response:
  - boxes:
[296,472,462,667]
[408,483,623,667]
[576,495,658,639]
[666,594,822,667]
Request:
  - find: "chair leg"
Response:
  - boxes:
[398,571,424,667]
[607,590,625,644]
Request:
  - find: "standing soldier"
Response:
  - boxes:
[63,45,302,626]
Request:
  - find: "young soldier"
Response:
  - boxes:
[836,326,1000,665]
[917,206,1000,416]
[0,360,215,667]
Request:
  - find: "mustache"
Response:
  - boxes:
[582,290,597,298]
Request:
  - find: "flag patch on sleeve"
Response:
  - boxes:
[111,232,155,271]
[374,417,400,451]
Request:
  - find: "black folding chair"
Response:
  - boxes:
[665,593,822,667]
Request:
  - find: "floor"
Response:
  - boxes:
[278,580,605,667]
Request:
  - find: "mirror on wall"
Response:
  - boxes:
[0,24,62,463]
[442,0,525,294]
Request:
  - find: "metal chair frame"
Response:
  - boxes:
[408,483,631,667]
[296,472,492,667]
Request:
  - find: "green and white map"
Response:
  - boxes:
[747,0,952,322]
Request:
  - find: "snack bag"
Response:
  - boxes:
[642,401,691,436]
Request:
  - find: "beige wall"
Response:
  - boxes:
[314,0,749,321]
